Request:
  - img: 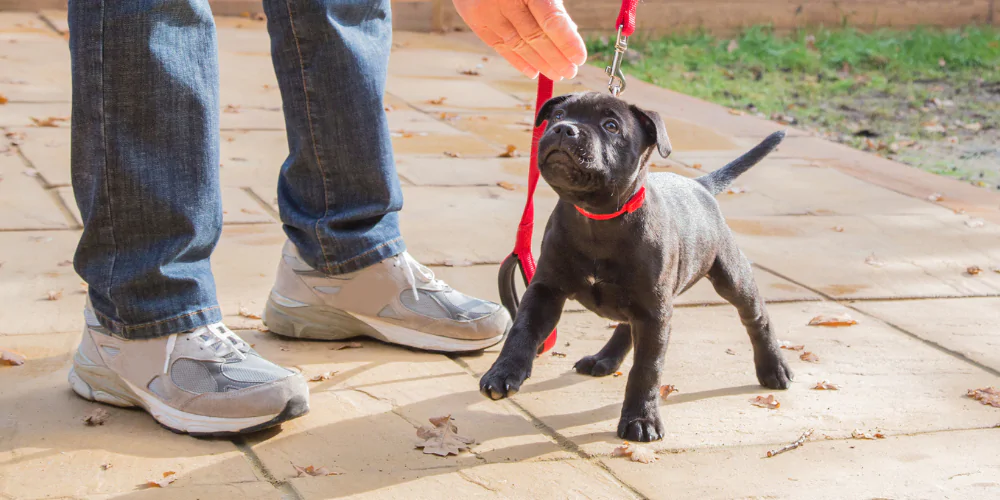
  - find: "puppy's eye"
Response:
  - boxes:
[602,119,620,134]
[552,109,565,120]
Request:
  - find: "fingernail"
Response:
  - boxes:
[522,69,539,79]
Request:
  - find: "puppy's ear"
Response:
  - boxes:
[534,94,573,128]
[632,106,672,158]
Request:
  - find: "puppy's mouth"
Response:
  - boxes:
[539,149,598,192]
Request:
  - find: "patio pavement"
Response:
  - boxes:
[2,10,1000,500]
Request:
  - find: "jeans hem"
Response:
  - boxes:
[92,305,223,340]
[321,236,406,275]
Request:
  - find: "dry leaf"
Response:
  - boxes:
[864,254,885,267]
[613,371,623,377]
[808,313,857,327]
[728,108,745,116]
[223,104,241,113]
[832,226,845,232]
[966,387,1000,408]
[415,415,475,456]
[659,384,678,399]
[612,442,657,463]
[332,341,363,350]
[967,266,982,276]
[551,351,567,358]
[927,192,944,202]
[83,408,109,426]
[146,471,177,488]
[100,463,113,470]
[57,260,73,266]
[459,69,480,76]
[799,352,820,363]
[0,348,26,366]
[443,151,460,158]
[725,348,737,355]
[47,289,63,301]
[498,144,519,158]
[238,306,261,320]
[496,181,516,190]
[30,116,68,127]
[749,394,780,409]
[427,97,447,105]
[813,380,840,390]
[293,464,343,477]
[780,342,805,351]
[725,186,748,195]
[0,93,7,105]
[851,429,885,440]
[690,163,703,169]
[309,371,338,382]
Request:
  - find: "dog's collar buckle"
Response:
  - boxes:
[575,186,646,221]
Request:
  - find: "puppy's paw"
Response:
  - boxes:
[479,361,530,401]
[617,414,665,442]
[755,351,794,390]
[574,353,624,377]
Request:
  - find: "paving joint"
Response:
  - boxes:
[232,436,305,500]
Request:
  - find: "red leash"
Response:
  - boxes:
[498,0,638,355]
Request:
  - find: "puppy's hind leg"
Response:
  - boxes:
[575,323,632,377]
[707,245,793,389]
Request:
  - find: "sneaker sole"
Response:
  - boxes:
[263,297,507,353]
[68,364,309,437]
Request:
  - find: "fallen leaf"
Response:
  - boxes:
[0,348,26,366]
[799,352,820,363]
[726,39,739,53]
[146,471,177,488]
[498,144,519,158]
[309,371,338,382]
[728,109,745,116]
[613,371,623,377]
[238,306,261,320]
[725,348,737,355]
[0,93,7,105]
[967,266,982,276]
[832,226,845,232]
[47,289,63,301]
[725,186,748,195]
[459,69,480,76]
[612,442,657,463]
[864,253,885,267]
[415,415,475,456]
[659,384,678,399]
[332,341,363,350]
[57,260,73,266]
[965,219,985,228]
[100,463,113,470]
[607,322,618,329]
[441,259,473,267]
[813,380,840,390]
[749,394,780,409]
[851,429,885,440]
[30,116,68,127]
[551,351,567,358]
[966,387,1000,408]
[443,151,460,158]
[293,464,343,477]
[690,163,703,169]
[496,181,516,190]
[83,408,109,426]
[438,112,458,121]
[5,131,25,145]
[808,313,857,327]
[927,192,944,202]
[780,342,805,351]
[427,97,447,105]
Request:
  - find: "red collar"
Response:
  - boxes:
[574,186,646,220]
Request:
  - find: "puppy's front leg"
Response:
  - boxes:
[618,309,671,442]
[480,282,566,400]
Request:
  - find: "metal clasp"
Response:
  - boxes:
[605,25,628,97]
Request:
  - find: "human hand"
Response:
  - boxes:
[452,0,587,80]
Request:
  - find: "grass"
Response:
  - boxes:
[587,26,1000,189]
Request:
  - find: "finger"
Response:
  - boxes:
[527,0,588,65]
[465,21,539,79]
[491,15,556,81]
[499,0,575,79]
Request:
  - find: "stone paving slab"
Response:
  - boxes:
[463,302,1000,456]
[57,186,275,227]
[854,297,1000,373]
[0,151,71,229]
[0,103,71,128]
[603,428,1000,500]
[12,126,70,186]
[728,214,1000,299]
[0,230,86,335]
[0,333,262,499]
[386,77,526,113]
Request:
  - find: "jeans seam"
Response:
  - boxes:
[282,0,333,274]
[329,236,402,269]
[98,1,121,321]
[93,305,221,334]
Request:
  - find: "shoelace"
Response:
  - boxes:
[396,251,448,302]
[163,323,248,374]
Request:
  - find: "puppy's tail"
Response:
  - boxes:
[695,130,786,195]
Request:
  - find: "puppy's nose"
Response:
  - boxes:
[551,123,579,138]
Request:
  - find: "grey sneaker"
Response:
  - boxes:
[263,241,512,352]
[68,307,309,436]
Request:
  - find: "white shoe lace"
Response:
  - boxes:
[163,324,247,374]
[396,251,448,302]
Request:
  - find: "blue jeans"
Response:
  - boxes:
[69,0,406,339]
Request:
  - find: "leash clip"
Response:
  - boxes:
[605,25,628,97]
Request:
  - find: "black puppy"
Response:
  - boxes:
[479,92,792,442]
